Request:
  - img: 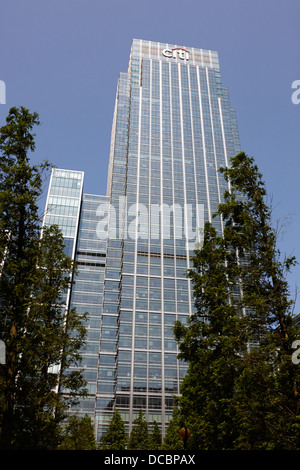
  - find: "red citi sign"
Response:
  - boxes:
[162,47,189,60]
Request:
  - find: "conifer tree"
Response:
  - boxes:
[160,408,184,450]
[98,410,127,450]
[0,107,87,449]
[59,414,97,450]
[127,410,152,450]
[151,420,162,450]
[218,152,300,449]
[174,152,300,449]
[174,222,249,449]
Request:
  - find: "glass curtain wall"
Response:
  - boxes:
[43,173,108,421]
[96,39,241,439]
[69,194,108,418]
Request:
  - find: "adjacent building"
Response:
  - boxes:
[43,39,240,440]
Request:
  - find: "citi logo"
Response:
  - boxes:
[162,47,189,60]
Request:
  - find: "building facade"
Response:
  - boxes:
[43,39,240,440]
[43,170,108,409]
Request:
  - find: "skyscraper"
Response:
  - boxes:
[43,39,240,441]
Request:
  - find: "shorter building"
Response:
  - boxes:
[43,168,108,420]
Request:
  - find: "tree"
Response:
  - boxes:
[98,410,127,450]
[174,222,249,449]
[59,414,97,450]
[174,152,300,449]
[218,152,300,448]
[160,408,184,450]
[127,410,152,450]
[0,107,88,449]
[151,420,162,450]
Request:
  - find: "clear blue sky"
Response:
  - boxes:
[1,0,300,311]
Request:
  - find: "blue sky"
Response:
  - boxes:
[1,0,300,311]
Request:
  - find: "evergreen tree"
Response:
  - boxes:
[151,421,162,450]
[174,222,249,449]
[127,410,152,450]
[219,152,300,448]
[160,408,184,450]
[231,348,284,449]
[98,410,127,450]
[174,152,300,449]
[0,107,87,449]
[59,414,96,450]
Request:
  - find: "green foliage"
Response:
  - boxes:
[230,349,285,449]
[98,410,127,450]
[59,415,97,450]
[151,421,162,450]
[0,107,87,449]
[173,222,249,449]
[100,412,163,451]
[160,408,184,450]
[174,152,300,449]
[127,410,153,450]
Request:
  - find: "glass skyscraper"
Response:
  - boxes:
[43,39,240,441]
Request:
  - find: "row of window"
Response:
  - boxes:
[115,395,176,409]
[100,337,177,351]
[51,175,82,189]
[99,379,179,395]
[101,364,181,380]
[49,186,81,199]
[101,323,177,338]
[99,350,180,365]
[120,264,189,278]
[44,214,77,237]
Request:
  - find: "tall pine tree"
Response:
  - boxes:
[59,414,97,450]
[0,107,87,449]
[127,410,153,450]
[151,421,162,450]
[174,152,300,449]
[98,410,127,450]
[160,408,184,450]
